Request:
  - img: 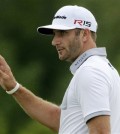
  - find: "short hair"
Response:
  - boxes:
[90,31,97,42]
[75,28,97,42]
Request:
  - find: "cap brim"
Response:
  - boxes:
[37,24,75,35]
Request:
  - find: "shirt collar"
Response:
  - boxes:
[70,47,107,75]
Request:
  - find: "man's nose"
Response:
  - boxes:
[52,35,61,46]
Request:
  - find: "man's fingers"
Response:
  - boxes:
[0,55,6,65]
[0,55,10,70]
[0,65,6,73]
[0,55,17,91]
[0,69,9,82]
[0,70,8,90]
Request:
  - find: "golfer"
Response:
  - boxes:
[0,5,120,134]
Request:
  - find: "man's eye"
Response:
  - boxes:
[60,30,67,35]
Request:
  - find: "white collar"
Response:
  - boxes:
[70,47,107,75]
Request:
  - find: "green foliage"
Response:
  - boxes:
[0,0,120,133]
[17,121,55,134]
[0,112,8,134]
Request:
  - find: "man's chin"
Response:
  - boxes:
[58,56,71,62]
[58,57,65,61]
[58,55,66,61]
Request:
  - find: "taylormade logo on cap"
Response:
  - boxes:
[37,5,98,35]
[54,15,67,19]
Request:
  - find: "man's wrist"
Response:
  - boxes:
[6,83,20,95]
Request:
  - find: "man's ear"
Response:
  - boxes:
[81,29,90,42]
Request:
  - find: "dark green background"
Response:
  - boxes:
[0,0,120,133]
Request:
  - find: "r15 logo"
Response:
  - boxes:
[74,20,91,27]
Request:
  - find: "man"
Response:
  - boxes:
[0,5,120,134]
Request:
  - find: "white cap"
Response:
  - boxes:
[37,5,98,35]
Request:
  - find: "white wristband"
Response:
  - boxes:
[6,83,20,95]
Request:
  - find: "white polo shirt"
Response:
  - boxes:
[59,48,120,134]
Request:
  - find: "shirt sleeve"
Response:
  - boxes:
[76,66,111,123]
